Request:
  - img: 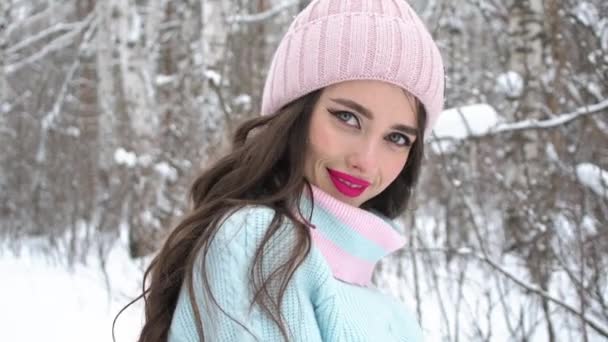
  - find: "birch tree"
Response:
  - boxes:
[1,1,606,340]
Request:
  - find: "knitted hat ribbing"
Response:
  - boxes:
[261,0,445,134]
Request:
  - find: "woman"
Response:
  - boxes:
[122,0,444,341]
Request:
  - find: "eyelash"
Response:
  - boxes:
[328,109,412,148]
[387,132,411,147]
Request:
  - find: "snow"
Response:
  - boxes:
[140,209,160,228]
[576,162,608,198]
[204,69,222,86]
[388,211,607,341]
[438,15,464,34]
[155,74,177,86]
[65,126,80,137]
[16,3,29,21]
[135,154,152,168]
[496,71,524,98]
[193,52,203,67]
[233,94,252,107]
[600,18,608,51]
[0,238,145,342]
[2,218,607,341]
[113,148,137,168]
[430,103,501,153]
[456,246,473,255]
[1,102,11,113]
[114,150,177,173]
[127,8,142,44]
[545,143,560,163]
[586,81,603,101]
[154,161,178,182]
[433,104,501,139]
[573,2,599,27]
[582,215,599,236]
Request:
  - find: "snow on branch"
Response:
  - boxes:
[429,103,501,153]
[409,247,608,338]
[431,99,608,145]
[478,251,608,338]
[226,0,299,24]
[6,21,85,56]
[4,2,72,37]
[576,163,608,199]
[489,99,608,135]
[4,11,95,74]
[34,15,98,163]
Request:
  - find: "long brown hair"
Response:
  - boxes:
[113,88,427,342]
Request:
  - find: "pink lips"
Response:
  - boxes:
[326,168,371,198]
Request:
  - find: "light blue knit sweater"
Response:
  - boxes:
[168,187,423,341]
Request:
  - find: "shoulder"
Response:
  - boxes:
[207,205,315,269]
[222,205,276,224]
[210,205,331,292]
[211,205,288,247]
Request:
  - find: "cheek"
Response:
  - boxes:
[380,151,409,185]
[309,119,332,147]
[305,119,332,167]
[308,118,341,158]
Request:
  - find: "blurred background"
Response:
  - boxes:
[0,0,607,341]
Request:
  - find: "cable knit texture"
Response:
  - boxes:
[261,0,445,134]
[168,186,422,341]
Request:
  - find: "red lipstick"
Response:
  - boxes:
[326,168,370,198]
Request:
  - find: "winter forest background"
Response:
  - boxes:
[1,0,607,341]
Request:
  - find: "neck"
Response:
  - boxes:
[299,185,406,286]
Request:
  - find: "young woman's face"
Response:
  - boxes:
[303,80,419,207]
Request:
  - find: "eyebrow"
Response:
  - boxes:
[329,98,419,136]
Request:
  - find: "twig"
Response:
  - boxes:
[430,99,608,142]
[34,11,98,167]
[4,1,72,37]
[226,0,299,24]
[5,12,95,74]
[489,99,608,134]
[6,19,86,55]
[406,247,608,338]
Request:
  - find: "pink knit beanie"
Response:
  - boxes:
[261,0,445,135]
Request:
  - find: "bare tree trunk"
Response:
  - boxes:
[76,0,98,226]
[0,0,11,237]
[114,0,161,257]
[96,0,118,169]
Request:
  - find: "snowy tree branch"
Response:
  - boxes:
[226,0,299,24]
[4,1,72,37]
[592,116,608,135]
[408,247,608,338]
[431,99,608,143]
[480,253,608,338]
[34,15,98,163]
[4,11,95,74]
[6,20,85,55]
[489,99,608,134]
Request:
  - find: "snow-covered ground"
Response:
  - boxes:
[3,223,607,341]
[0,238,145,342]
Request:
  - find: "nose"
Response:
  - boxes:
[345,139,378,174]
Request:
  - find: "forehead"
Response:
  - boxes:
[319,80,418,120]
